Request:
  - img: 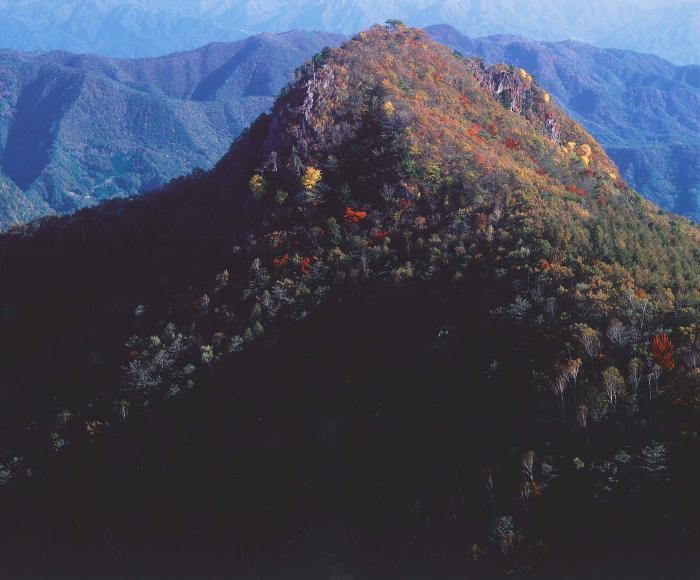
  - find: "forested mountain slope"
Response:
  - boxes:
[0,24,698,577]
[427,25,700,221]
[0,30,343,229]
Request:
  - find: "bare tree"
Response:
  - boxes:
[201,345,215,375]
[601,366,624,412]
[606,319,628,349]
[622,289,650,335]
[519,481,532,520]
[648,364,663,400]
[551,374,568,422]
[563,358,582,403]
[576,405,590,448]
[685,349,699,372]
[358,250,370,278]
[636,298,649,334]
[521,450,536,483]
[115,399,130,423]
[530,283,544,304]
[627,358,643,395]
[640,441,669,481]
[484,468,496,518]
[544,296,557,319]
[575,324,601,359]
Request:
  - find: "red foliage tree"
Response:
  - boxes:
[300,257,313,275]
[566,184,589,199]
[344,207,367,223]
[372,229,388,241]
[503,137,520,150]
[652,334,675,370]
[272,254,289,268]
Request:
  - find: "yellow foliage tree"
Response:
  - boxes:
[383,100,396,115]
[303,166,322,190]
[249,174,266,199]
[519,68,532,82]
[578,143,592,167]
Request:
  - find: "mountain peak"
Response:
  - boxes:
[0,24,699,575]
[217,23,622,224]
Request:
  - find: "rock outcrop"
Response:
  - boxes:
[465,60,560,143]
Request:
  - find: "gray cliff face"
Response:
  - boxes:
[465,59,560,143]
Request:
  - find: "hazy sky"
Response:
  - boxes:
[0,0,697,63]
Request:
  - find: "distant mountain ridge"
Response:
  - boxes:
[0,26,697,230]
[427,25,700,221]
[0,0,698,64]
[0,30,344,228]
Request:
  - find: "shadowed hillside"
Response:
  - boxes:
[0,24,698,577]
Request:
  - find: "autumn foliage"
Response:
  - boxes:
[249,174,266,199]
[0,25,699,573]
[272,254,290,269]
[300,257,313,275]
[302,166,322,190]
[503,137,521,150]
[372,229,388,241]
[467,123,483,143]
[652,334,675,370]
[344,207,367,223]
[566,184,589,198]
